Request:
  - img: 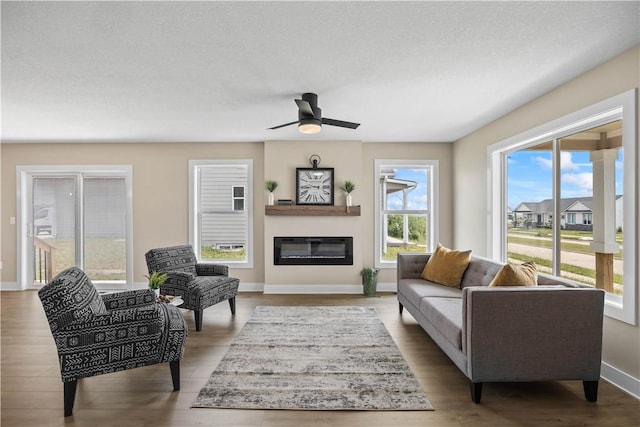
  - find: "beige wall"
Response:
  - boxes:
[453,45,640,381]
[0,142,265,285]
[1,140,452,289]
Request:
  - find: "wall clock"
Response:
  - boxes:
[296,167,334,205]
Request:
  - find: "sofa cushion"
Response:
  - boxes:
[489,261,538,287]
[421,243,471,288]
[420,297,463,350]
[460,255,505,288]
[398,280,463,302]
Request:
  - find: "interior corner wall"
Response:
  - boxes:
[452,45,640,386]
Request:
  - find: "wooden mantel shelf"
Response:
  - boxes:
[265,205,361,216]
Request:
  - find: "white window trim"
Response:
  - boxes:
[188,159,254,268]
[487,89,637,325]
[374,159,439,268]
[16,165,134,290]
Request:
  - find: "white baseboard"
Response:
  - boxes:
[264,282,396,294]
[0,282,21,291]
[238,282,263,292]
[601,361,640,400]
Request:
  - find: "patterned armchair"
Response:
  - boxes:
[145,245,239,331]
[38,267,187,417]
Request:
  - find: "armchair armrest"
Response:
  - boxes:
[463,287,605,382]
[162,271,195,294]
[196,263,229,276]
[54,304,163,344]
[102,289,156,311]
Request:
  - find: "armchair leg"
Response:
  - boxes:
[229,297,236,315]
[583,380,598,402]
[170,361,181,391]
[470,381,483,404]
[399,302,404,314]
[64,379,78,417]
[194,310,203,332]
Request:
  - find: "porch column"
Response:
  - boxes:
[402,188,409,244]
[589,148,619,292]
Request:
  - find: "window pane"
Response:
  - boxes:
[382,214,429,260]
[84,177,127,282]
[558,121,623,295]
[33,177,76,282]
[507,141,553,275]
[198,164,248,262]
[382,168,426,211]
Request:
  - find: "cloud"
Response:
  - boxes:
[561,172,593,195]
[532,152,580,171]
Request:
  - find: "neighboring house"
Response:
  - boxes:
[512,196,623,231]
[199,166,248,251]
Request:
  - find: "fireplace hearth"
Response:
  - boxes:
[274,237,353,265]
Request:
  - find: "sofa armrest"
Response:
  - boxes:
[463,287,604,383]
[397,253,431,283]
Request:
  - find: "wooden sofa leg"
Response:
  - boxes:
[64,379,78,417]
[228,297,236,315]
[470,381,483,404]
[170,361,181,391]
[399,302,404,314]
[583,380,598,402]
[194,310,203,331]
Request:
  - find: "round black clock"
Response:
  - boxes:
[295,167,334,205]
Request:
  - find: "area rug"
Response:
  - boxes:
[192,306,433,411]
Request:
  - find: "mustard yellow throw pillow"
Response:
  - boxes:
[421,243,472,288]
[489,261,538,287]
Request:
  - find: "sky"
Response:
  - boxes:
[507,149,624,208]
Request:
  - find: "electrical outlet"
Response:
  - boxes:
[10,217,15,225]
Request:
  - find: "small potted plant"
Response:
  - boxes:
[340,180,355,210]
[266,180,278,205]
[360,267,380,297]
[145,271,168,297]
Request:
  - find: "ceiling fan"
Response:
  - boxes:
[268,93,360,134]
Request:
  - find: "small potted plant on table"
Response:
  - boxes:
[145,271,168,298]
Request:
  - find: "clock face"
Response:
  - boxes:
[296,168,334,205]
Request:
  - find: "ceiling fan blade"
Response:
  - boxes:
[295,99,314,116]
[268,120,298,130]
[321,118,360,129]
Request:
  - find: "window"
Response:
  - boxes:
[232,186,245,211]
[489,89,637,325]
[374,159,438,267]
[189,160,253,268]
[17,166,133,290]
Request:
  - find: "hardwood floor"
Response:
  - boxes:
[2,291,638,426]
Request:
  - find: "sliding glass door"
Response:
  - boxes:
[19,166,132,289]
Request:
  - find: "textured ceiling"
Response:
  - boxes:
[2,1,639,143]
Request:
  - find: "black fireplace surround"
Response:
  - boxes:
[274,237,353,265]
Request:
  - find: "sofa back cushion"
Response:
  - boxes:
[460,256,504,288]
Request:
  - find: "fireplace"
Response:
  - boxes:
[274,237,353,265]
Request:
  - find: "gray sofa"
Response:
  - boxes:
[397,253,605,403]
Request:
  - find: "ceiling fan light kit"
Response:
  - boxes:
[269,92,360,134]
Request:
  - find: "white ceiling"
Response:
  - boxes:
[2,1,639,144]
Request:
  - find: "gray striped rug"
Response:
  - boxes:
[192,306,433,411]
